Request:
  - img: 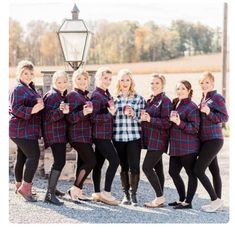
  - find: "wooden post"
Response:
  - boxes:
[222,2,228,100]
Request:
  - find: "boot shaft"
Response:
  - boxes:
[129,173,140,194]
[120,172,130,192]
[47,169,61,193]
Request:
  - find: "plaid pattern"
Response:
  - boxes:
[169,98,200,156]
[66,89,92,144]
[90,87,114,139]
[199,90,228,142]
[113,93,145,142]
[9,81,42,140]
[141,92,173,152]
[42,88,67,148]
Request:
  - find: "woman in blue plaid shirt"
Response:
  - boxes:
[113,69,145,206]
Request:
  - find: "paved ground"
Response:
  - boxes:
[9,138,229,224]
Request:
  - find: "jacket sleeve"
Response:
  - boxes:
[44,95,64,122]
[90,95,112,123]
[206,95,229,123]
[178,107,200,134]
[150,98,173,129]
[65,94,87,124]
[10,88,32,120]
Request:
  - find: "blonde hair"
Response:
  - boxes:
[115,69,136,98]
[199,71,215,84]
[72,69,90,88]
[151,73,166,88]
[52,70,68,88]
[95,67,112,87]
[16,60,34,81]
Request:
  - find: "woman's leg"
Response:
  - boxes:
[194,139,223,201]
[113,141,130,204]
[72,143,96,189]
[11,138,40,202]
[209,156,222,199]
[92,142,105,193]
[169,156,185,202]
[154,157,165,193]
[14,145,26,182]
[181,154,198,204]
[94,140,119,192]
[126,139,141,205]
[44,143,66,205]
[142,150,163,197]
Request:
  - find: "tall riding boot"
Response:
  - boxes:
[120,172,131,205]
[129,173,140,206]
[44,169,64,206]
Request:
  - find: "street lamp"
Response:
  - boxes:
[57,4,92,70]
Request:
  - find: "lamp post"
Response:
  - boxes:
[57,4,92,70]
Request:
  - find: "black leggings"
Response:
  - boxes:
[50,143,66,171]
[72,143,96,189]
[113,139,141,174]
[12,138,40,183]
[142,150,164,197]
[194,139,223,201]
[169,154,198,203]
[92,139,119,192]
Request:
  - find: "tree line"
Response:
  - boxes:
[9,18,221,67]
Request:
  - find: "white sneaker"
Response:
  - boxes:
[201,199,223,213]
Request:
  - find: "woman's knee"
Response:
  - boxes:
[168,168,180,178]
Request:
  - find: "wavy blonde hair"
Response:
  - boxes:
[72,69,90,88]
[16,60,34,81]
[52,70,68,88]
[115,69,136,98]
[95,67,112,87]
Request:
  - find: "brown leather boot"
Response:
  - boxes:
[18,181,37,202]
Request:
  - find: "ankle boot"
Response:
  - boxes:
[129,173,140,206]
[44,169,63,206]
[120,172,131,205]
[18,181,37,202]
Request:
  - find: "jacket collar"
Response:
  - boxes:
[96,87,111,98]
[75,88,89,96]
[204,90,217,99]
[52,87,67,97]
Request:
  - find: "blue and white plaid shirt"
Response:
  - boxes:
[113,93,146,142]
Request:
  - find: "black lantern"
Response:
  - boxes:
[57,4,92,70]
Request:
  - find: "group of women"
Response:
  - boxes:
[9,60,228,213]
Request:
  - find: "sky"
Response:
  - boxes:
[9,0,225,29]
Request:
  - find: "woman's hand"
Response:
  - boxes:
[200,104,210,115]
[83,105,93,116]
[108,106,117,116]
[31,102,44,114]
[62,104,69,114]
[170,114,181,126]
